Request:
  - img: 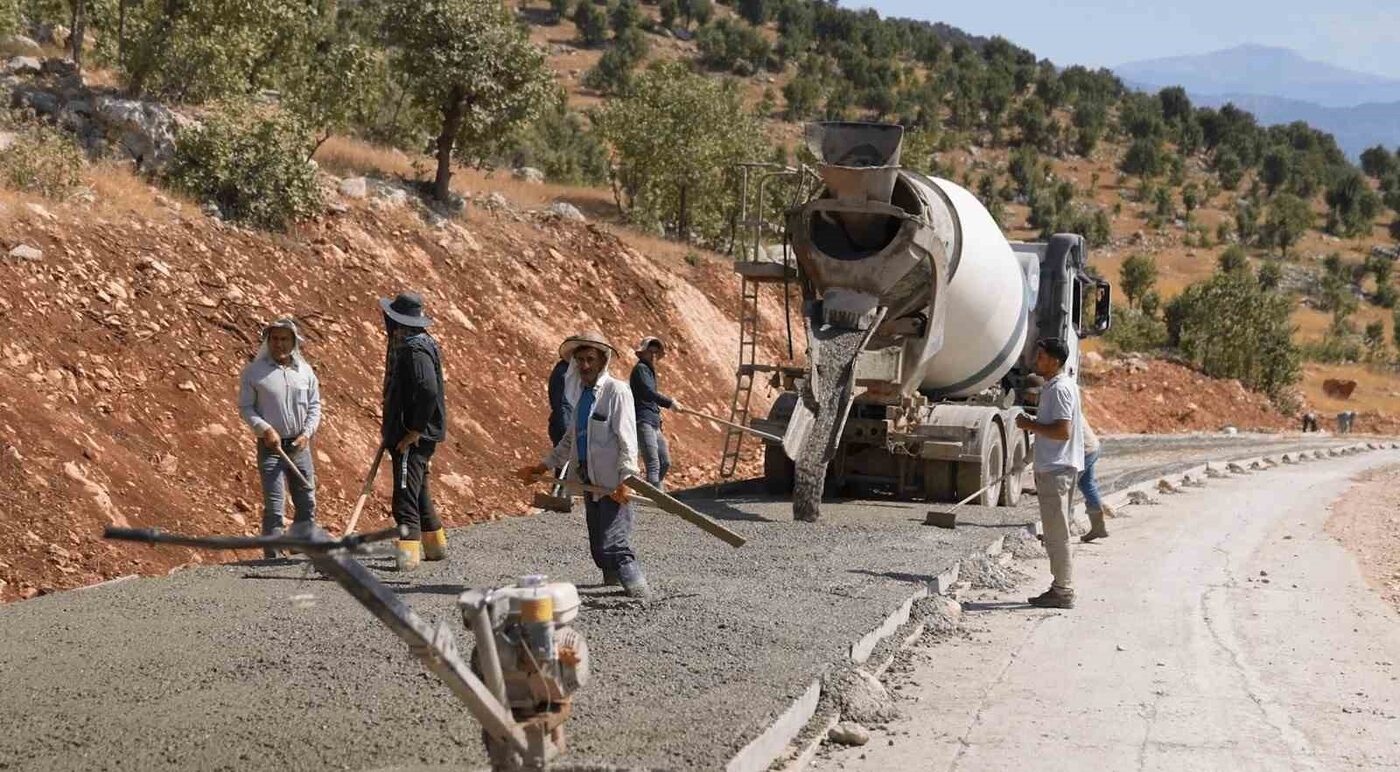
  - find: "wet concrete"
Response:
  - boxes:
[0,434,1355,771]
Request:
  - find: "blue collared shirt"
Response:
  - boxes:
[575,385,596,461]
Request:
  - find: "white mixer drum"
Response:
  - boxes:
[909,175,1029,398]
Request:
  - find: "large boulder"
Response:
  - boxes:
[0,35,42,57]
[3,55,41,75]
[547,201,586,222]
[512,166,545,184]
[1322,379,1357,400]
[91,96,182,172]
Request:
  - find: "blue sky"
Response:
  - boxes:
[855,0,1400,79]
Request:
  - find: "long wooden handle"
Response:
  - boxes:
[342,446,387,536]
[675,406,782,443]
[274,444,313,488]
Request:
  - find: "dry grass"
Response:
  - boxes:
[1302,362,1400,416]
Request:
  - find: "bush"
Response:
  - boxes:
[573,1,609,46]
[1165,271,1301,402]
[166,108,322,230]
[696,17,772,74]
[504,102,608,186]
[1120,137,1163,178]
[1103,305,1167,353]
[0,117,85,199]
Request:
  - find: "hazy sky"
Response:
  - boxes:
[855,0,1400,79]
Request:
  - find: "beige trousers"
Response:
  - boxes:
[1035,469,1078,590]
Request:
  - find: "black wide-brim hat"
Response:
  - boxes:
[380,292,433,328]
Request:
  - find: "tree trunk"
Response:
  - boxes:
[117,0,126,67]
[69,0,86,69]
[677,183,689,243]
[434,87,466,202]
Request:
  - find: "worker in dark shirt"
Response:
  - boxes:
[380,292,447,572]
[546,356,574,497]
[629,336,684,488]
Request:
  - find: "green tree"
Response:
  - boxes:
[658,0,677,28]
[1259,145,1292,196]
[1214,147,1243,190]
[610,0,641,36]
[737,0,769,25]
[1119,253,1158,309]
[583,26,649,94]
[1262,193,1312,257]
[1165,271,1301,402]
[782,74,821,120]
[1325,169,1382,237]
[387,0,555,201]
[1120,137,1163,178]
[1012,95,1052,152]
[681,0,712,26]
[550,0,573,23]
[573,0,608,46]
[1364,320,1387,361]
[1360,145,1396,180]
[505,99,609,185]
[1181,181,1201,215]
[594,61,763,243]
[1257,259,1283,291]
[1072,100,1106,156]
[1217,244,1249,275]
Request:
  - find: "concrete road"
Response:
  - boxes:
[811,449,1400,771]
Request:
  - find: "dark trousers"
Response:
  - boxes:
[256,440,315,535]
[580,463,642,583]
[391,440,440,540]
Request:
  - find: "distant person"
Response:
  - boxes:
[1078,416,1111,543]
[547,355,575,495]
[629,336,684,489]
[1014,337,1084,610]
[380,292,448,572]
[1301,411,1318,433]
[238,318,322,558]
[517,332,650,598]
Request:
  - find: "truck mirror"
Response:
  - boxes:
[1090,280,1112,337]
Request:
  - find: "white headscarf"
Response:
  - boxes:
[256,317,306,366]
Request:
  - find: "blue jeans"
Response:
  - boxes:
[257,440,316,535]
[1078,449,1102,513]
[637,422,670,487]
[583,494,643,584]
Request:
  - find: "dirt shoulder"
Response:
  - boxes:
[1326,463,1400,615]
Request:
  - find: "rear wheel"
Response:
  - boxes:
[955,430,1003,508]
[999,429,1027,507]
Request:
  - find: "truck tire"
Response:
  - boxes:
[999,430,1027,507]
[955,430,1003,508]
[763,443,795,494]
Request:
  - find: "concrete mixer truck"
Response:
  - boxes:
[753,122,1112,521]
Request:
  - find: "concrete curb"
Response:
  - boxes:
[748,440,1393,772]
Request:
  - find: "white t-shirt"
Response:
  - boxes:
[1032,372,1085,473]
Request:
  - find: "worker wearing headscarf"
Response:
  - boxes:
[238,317,321,557]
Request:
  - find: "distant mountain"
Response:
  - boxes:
[1116,44,1400,108]
[1115,45,1400,159]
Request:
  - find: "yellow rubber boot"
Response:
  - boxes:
[395,539,423,572]
[421,529,448,561]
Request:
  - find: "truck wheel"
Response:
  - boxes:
[956,431,1003,507]
[999,431,1027,507]
[763,443,795,494]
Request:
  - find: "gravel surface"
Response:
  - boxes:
[0,434,1361,771]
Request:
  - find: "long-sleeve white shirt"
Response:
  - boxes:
[238,356,322,440]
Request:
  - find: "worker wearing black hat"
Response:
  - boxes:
[380,292,448,571]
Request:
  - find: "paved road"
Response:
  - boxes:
[0,434,1363,771]
[811,448,1400,771]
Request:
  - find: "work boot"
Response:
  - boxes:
[395,539,423,572]
[263,527,285,560]
[421,529,448,561]
[623,576,652,600]
[1028,587,1074,609]
[602,570,622,587]
[1081,509,1109,543]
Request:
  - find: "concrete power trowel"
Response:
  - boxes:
[104,525,589,771]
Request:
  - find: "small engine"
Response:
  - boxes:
[460,575,589,766]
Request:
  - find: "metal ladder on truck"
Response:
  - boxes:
[718,163,817,479]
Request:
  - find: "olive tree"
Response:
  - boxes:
[386,0,554,201]
[594,61,764,244]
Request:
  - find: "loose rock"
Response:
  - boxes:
[828,722,871,747]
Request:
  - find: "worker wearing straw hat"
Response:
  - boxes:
[517,332,650,599]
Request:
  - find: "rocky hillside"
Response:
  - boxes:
[0,171,796,602]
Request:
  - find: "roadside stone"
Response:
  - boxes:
[548,201,585,222]
[826,668,898,726]
[1126,490,1158,506]
[7,244,42,261]
[338,177,369,199]
[92,96,182,172]
[1,35,42,56]
[828,722,870,746]
[512,166,545,184]
[4,55,41,74]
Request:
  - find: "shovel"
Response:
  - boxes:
[524,473,747,548]
[674,406,783,443]
[341,445,386,535]
[924,467,1021,528]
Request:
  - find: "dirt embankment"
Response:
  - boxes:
[1326,464,1400,616]
[0,186,796,601]
[1080,355,1293,434]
